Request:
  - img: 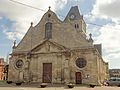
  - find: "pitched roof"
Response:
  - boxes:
[64,6,81,21]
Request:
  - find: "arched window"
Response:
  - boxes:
[75,24,79,29]
[45,22,52,39]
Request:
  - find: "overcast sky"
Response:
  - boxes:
[0,0,120,69]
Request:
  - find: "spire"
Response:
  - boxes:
[64,6,82,21]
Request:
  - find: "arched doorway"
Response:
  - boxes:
[75,72,82,84]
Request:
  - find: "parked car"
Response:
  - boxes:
[106,78,120,86]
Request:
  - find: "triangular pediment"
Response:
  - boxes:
[31,40,68,53]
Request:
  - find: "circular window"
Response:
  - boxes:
[76,58,87,68]
[15,59,24,69]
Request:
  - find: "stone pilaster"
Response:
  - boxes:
[64,59,70,84]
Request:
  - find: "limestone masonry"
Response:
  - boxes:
[8,6,109,85]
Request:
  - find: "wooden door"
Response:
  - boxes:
[76,72,82,84]
[43,63,52,83]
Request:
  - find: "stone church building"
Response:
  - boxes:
[8,6,108,85]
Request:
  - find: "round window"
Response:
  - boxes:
[15,59,24,69]
[76,58,87,68]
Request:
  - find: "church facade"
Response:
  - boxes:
[8,6,109,85]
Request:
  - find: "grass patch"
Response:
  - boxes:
[0,80,6,82]
[0,80,6,84]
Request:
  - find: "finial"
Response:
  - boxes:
[31,22,33,27]
[89,33,93,43]
[13,40,16,49]
[14,40,16,46]
[49,6,51,10]
[89,33,92,38]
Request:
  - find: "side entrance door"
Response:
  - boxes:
[43,63,52,83]
[75,72,82,84]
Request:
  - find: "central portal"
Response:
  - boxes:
[43,63,52,83]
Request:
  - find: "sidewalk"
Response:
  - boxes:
[0,82,120,90]
[1,86,120,90]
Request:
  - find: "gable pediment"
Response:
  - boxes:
[31,40,67,53]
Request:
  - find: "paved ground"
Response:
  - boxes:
[0,82,120,90]
[0,86,120,90]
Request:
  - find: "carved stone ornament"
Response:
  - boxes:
[64,51,71,57]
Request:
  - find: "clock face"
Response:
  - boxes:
[70,14,75,20]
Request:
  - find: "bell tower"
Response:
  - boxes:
[64,6,86,37]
